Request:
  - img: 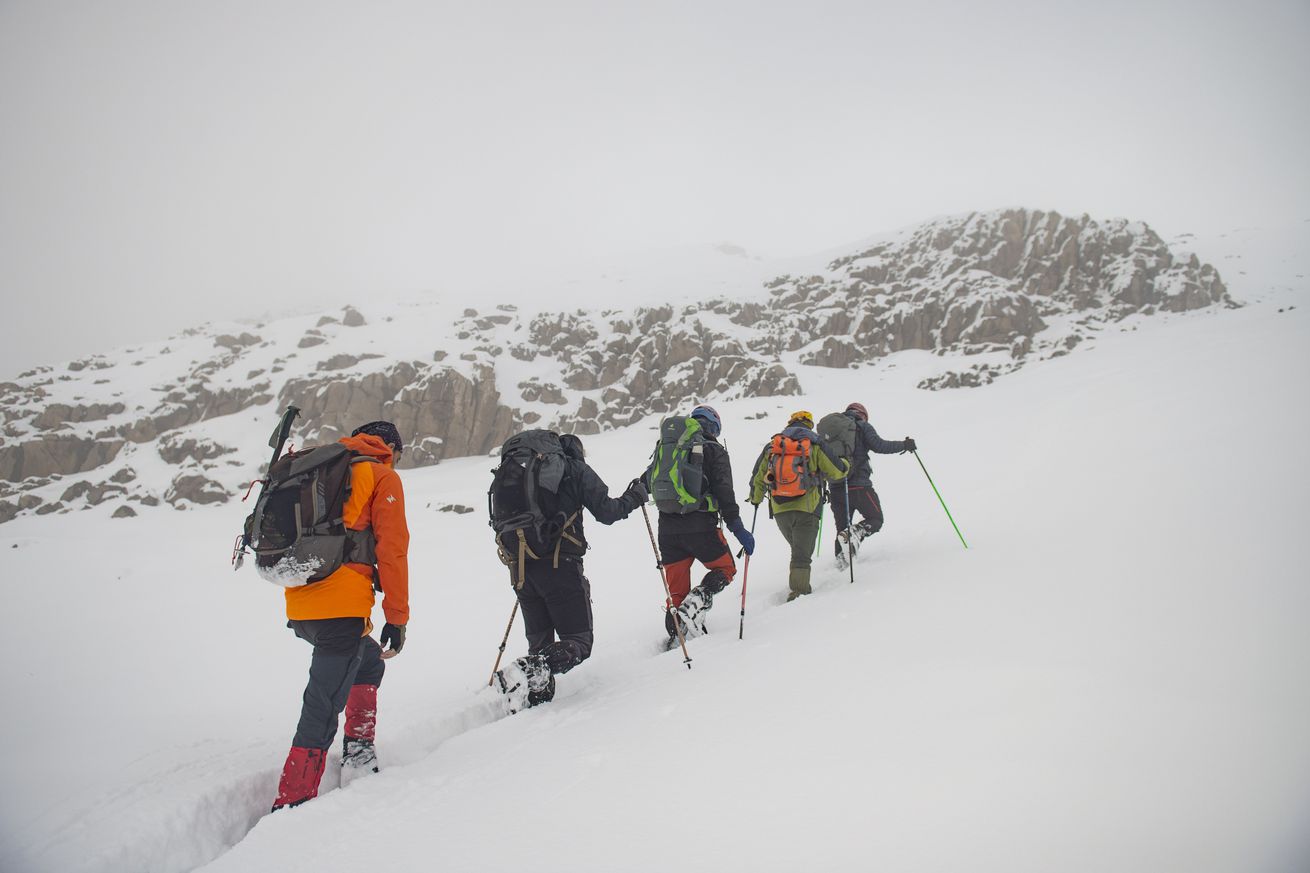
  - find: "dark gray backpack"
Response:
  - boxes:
[243,443,378,587]
[817,412,858,466]
[488,430,579,587]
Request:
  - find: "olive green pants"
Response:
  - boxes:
[774,510,821,600]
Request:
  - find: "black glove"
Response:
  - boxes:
[626,477,649,504]
[902,437,917,454]
[380,622,406,658]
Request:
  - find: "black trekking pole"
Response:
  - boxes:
[233,404,300,570]
[913,450,968,549]
[487,600,519,687]
[844,479,856,584]
[640,503,692,669]
[738,504,758,640]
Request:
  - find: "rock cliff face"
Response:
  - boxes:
[728,209,1229,383]
[0,209,1232,522]
[279,362,518,467]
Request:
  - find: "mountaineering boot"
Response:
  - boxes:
[662,609,686,651]
[341,736,379,786]
[340,683,379,786]
[834,530,851,569]
[853,520,876,545]
[675,584,715,638]
[272,746,328,812]
[494,654,555,714]
[786,566,812,602]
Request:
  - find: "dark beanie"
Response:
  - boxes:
[352,420,403,454]
[559,433,585,460]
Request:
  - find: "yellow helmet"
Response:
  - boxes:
[788,410,814,427]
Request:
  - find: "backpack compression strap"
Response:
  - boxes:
[553,511,582,569]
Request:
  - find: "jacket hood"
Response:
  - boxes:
[781,425,820,442]
[339,433,395,464]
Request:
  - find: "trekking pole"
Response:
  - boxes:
[913,450,968,549]
[739,504,758,640]
[487,600,519,687]
[640,503,692,669]
[813,506,824,558]
[844,479,856,584]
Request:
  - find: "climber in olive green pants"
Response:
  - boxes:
[748,411,849,601]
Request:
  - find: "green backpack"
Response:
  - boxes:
[649,416,718,515]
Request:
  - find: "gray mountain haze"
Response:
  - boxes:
[0,208,1232,525]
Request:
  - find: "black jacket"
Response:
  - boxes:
[655,435,742,535]
[549,458,644,559]
[846,412,909,488]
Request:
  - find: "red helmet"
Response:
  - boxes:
[845,402,868,421]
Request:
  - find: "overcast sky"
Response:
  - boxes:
[1,0,1307,377]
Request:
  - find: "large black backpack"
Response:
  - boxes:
[488,430,580,588]
[649,415,716,515]
[242,443,378,587]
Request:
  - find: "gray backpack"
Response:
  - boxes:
[817,412,858,466]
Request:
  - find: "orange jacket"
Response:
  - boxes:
[284,434,410,628]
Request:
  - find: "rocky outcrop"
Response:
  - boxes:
[0,435,126,481]
[117,383,272,443]
[714,209,1233,383]
[280,362,520,467]
[32,402,126,431]
[164,473,229,506]
[214,332,261,351]
[157,434,236,464]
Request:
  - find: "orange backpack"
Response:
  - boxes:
[767,434,819,499]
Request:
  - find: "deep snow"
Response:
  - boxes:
[2,259,1309,872]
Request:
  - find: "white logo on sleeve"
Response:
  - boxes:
[386,495,397,504]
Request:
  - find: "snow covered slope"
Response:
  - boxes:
[0,250,1306,871]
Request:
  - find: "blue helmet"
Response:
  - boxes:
[690,404,721,438]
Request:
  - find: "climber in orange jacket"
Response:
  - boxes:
[273,421,410,811]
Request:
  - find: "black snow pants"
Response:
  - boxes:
[829,484,884,550]
[515,557,594,676]
[289,617,385,750]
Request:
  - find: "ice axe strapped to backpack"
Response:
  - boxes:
[488,430,581,589]
[233,404,301,571]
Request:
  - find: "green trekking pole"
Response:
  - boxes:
[738,504,758,640]
[913,450,968,549]
[813,505,824,558]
